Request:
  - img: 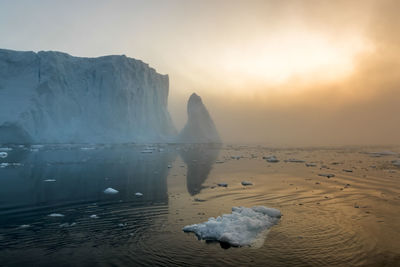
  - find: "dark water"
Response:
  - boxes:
[0,144,399,266]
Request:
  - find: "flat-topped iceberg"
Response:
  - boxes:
[183,206,281,247]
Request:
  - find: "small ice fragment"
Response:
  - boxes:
[19,224,30,228]
[264,156,279,163]
[135,192,143,197]
[284,159,305,163]
[104,187,119,194]
[0,147,12,151]
[59,222,76,227]
[48,213,64,217]
[305,163,317,167]
[218,183,228,187]
[0,163,9,168]
[141,149,153,153]
[392,160,400,167]
[241,181,253,186]
[90,215,99,219]
[118,223,126,227]
[318,173,335,178]
[0,152,8,158]
[183,206,281,247]
[44,179,56,182]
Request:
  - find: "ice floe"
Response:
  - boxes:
[183,206,281,247]
[135,192,143,197]
[90,215,99,219]
[104,187,119,194]
[0,152,7,158]
[43,179,56,182]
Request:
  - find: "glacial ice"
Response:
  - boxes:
[0,49,176,144]
[183,206,281,247]
[178,93,221,143]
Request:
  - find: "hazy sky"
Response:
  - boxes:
[1,0,399,145]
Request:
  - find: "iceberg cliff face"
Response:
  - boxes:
[178,93,221,143]
[0,49,176,143]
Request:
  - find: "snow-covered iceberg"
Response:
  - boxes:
[183,206,281,247]
[0,49,176,144]
[178,93,221,143]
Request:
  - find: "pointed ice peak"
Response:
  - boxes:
[178,93,221,144]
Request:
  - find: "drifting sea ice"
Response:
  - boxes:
[0,152,7,158]
[183,206,281,247]
[135,192,143,197]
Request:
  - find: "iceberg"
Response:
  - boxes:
[178,93,221,143]
[0,49,176,144]
[183,206,281,247]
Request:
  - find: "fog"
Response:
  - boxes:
[0,0,399,145]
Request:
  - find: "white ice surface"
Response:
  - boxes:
[0,152,7,158]
[135,192,143,196]
[104,187,119,194]
[183,206,281,247]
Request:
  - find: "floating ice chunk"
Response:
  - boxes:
[135,192,143,197]
[80,147,95,150]
[118,223,127,227]
[90,215,99,219]
[318,173,335,178]
[48,213,64,217]
[43,179,56,182]
[241,181,253,186]
[284,159,305,163]
[19,224,30,228]
[104,187,119,194]
[218,183,228,187]
[59,222,76,227]
[0,152,7,158]
[305,163,317,167]
[0,147,12,151]
[392,160,400,167]
[263,156,279,163]
[183,206,281,247]
[0,163,9,168]
[141,149,153,153]
[368,151,397,157]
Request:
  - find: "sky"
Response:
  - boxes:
[1,0,399,145]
